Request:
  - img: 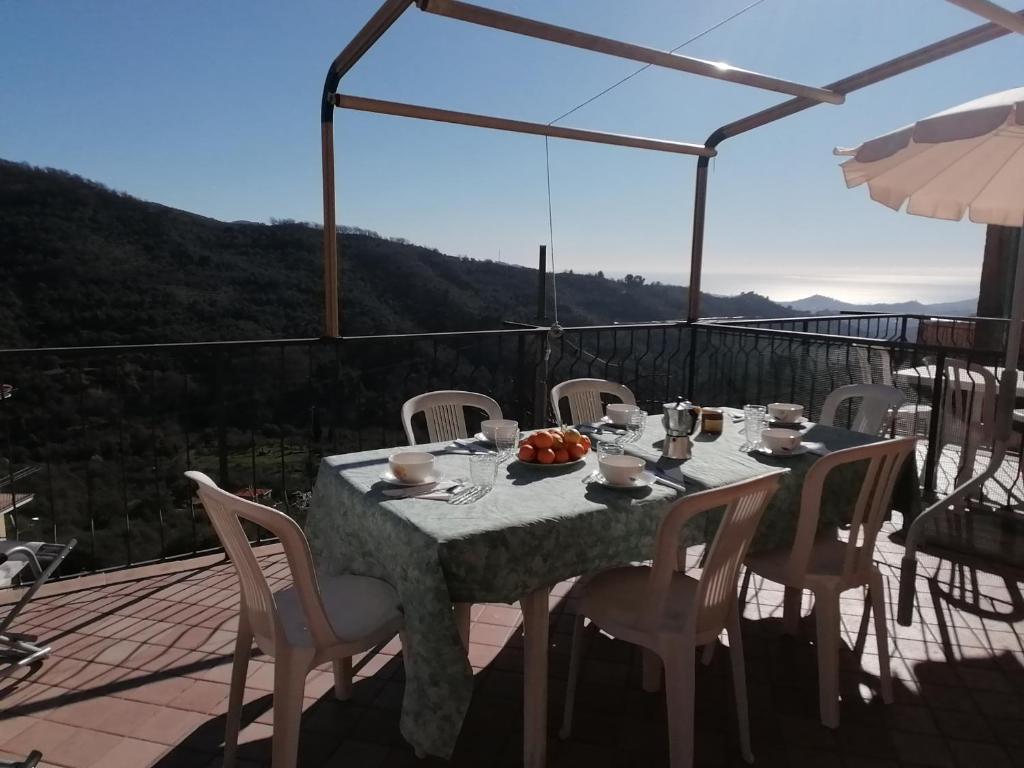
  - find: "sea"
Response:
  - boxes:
[605,270,979,306]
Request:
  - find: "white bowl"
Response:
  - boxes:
[598,454,646,485]
[767,402,803,423]
[480,419,518,443]
[605,403,638,426]
[761,428,802,453]
[389,451,435,484]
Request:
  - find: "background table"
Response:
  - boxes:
[305,411,918,762]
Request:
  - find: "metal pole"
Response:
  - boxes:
[335,95,714,156]
[945,0,1024,34]
[687,156,710,322]
[536,245,547,324]
[320,0,415,337]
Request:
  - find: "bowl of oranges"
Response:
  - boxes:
[515,428,592,468]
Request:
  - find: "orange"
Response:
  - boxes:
[580,435,591,452]
[518,444,536,463]
[532,432,554,449]
[550,433,565,449]
[567,444,586,461]
[562,428,582,446]
[554,447,570,464]
[536,447,556,464]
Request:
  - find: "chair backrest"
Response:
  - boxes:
[400,390,503,445]
[643,472,785,639]
[185,471,336,651]
[940,359,997,487]
[787,437,916,584]
[550,378,636,426]
[819,383,905,436]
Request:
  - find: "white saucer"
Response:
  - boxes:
[769,417,808,427]
[513,457,586,470]
[593,470,656,489]
[379,471,440,487]
[755,445,809,458]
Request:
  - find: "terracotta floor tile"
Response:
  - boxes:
[93,738,168,768]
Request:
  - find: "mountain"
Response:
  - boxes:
[0,159,796,348]
[783,294,978,317]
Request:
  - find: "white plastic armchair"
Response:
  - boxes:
[550,378,636,427]
[819,383,904,436]
[185,472,404,768]
[561,472,784,768]
[743,437,916,728]
[400,390,503,445]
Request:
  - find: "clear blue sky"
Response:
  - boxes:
[2,1,1021,302]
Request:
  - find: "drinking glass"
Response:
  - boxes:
[742,404,767,451]
[597,441,624,460]
[469,453,498,488]
[620,409,647,444]
[493,422,519,463]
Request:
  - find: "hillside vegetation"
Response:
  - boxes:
[0,159,792,348]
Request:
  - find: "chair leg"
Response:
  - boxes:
[782,586,802,636]
[869,571,894,704]
[700,640,716,667]
[559,612,587,740]
[223,617,253,768]
[726,605,753,764]
[272,648,313,768]
[332,657,353,701]
[642,648,663,692]
[812,589,841,729]
[454,602,472,651]
[662,641,696,768]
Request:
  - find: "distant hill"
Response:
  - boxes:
[783,294,977,317]
[0,159,799,348]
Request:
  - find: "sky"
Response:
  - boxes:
[2,0,1022,303]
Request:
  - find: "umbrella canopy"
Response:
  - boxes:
[835,87,1024,447]
[835,86,1024,226]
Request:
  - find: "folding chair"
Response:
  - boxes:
[0,538,76,675]
[0,751,42,768]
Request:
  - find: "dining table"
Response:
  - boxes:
[304,409,920,765]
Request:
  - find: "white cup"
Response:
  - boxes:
[761,428,802,453]
[389,451,435,484]
[767,403,803,423]
[480,418,518,443]
[599,454,645,485]
[606,403,638,426]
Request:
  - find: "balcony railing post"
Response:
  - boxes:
[533,331,551,428]
[922,351,947,500]
[215,351,229,486]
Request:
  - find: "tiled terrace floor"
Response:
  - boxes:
[2,521,1023,768]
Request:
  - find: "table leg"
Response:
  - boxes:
[454,602,472,651]
[521,587,550,768]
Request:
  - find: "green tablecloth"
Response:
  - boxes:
[305,411,919,757]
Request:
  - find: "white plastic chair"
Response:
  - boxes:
[185,472,404,768]
[742,437,916,728]
[870,347,932,437]
[819,383,904,436]
[549,378,636,426]
[400,390,502,445]
[939,358,997,488]
[560,472,785,768]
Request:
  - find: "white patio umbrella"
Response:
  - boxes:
[835,87,1024,625]
[835,86,1024,445]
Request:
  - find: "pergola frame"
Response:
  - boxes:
[321,0,1024,336]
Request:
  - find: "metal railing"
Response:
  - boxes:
[1,316,1019,577]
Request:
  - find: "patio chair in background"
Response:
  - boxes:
[560,472,785,768]
[400,390,502,445]
[853,346,932,437]
[1,538,76,676]
[186,472,404,768]
[742,437,916,728]
[819,383,904,436]
[550,378,636,427]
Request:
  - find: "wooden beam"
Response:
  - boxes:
[417,0,843,105]
[334,94,716,156]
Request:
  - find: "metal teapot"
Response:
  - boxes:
[661,396,701,460]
